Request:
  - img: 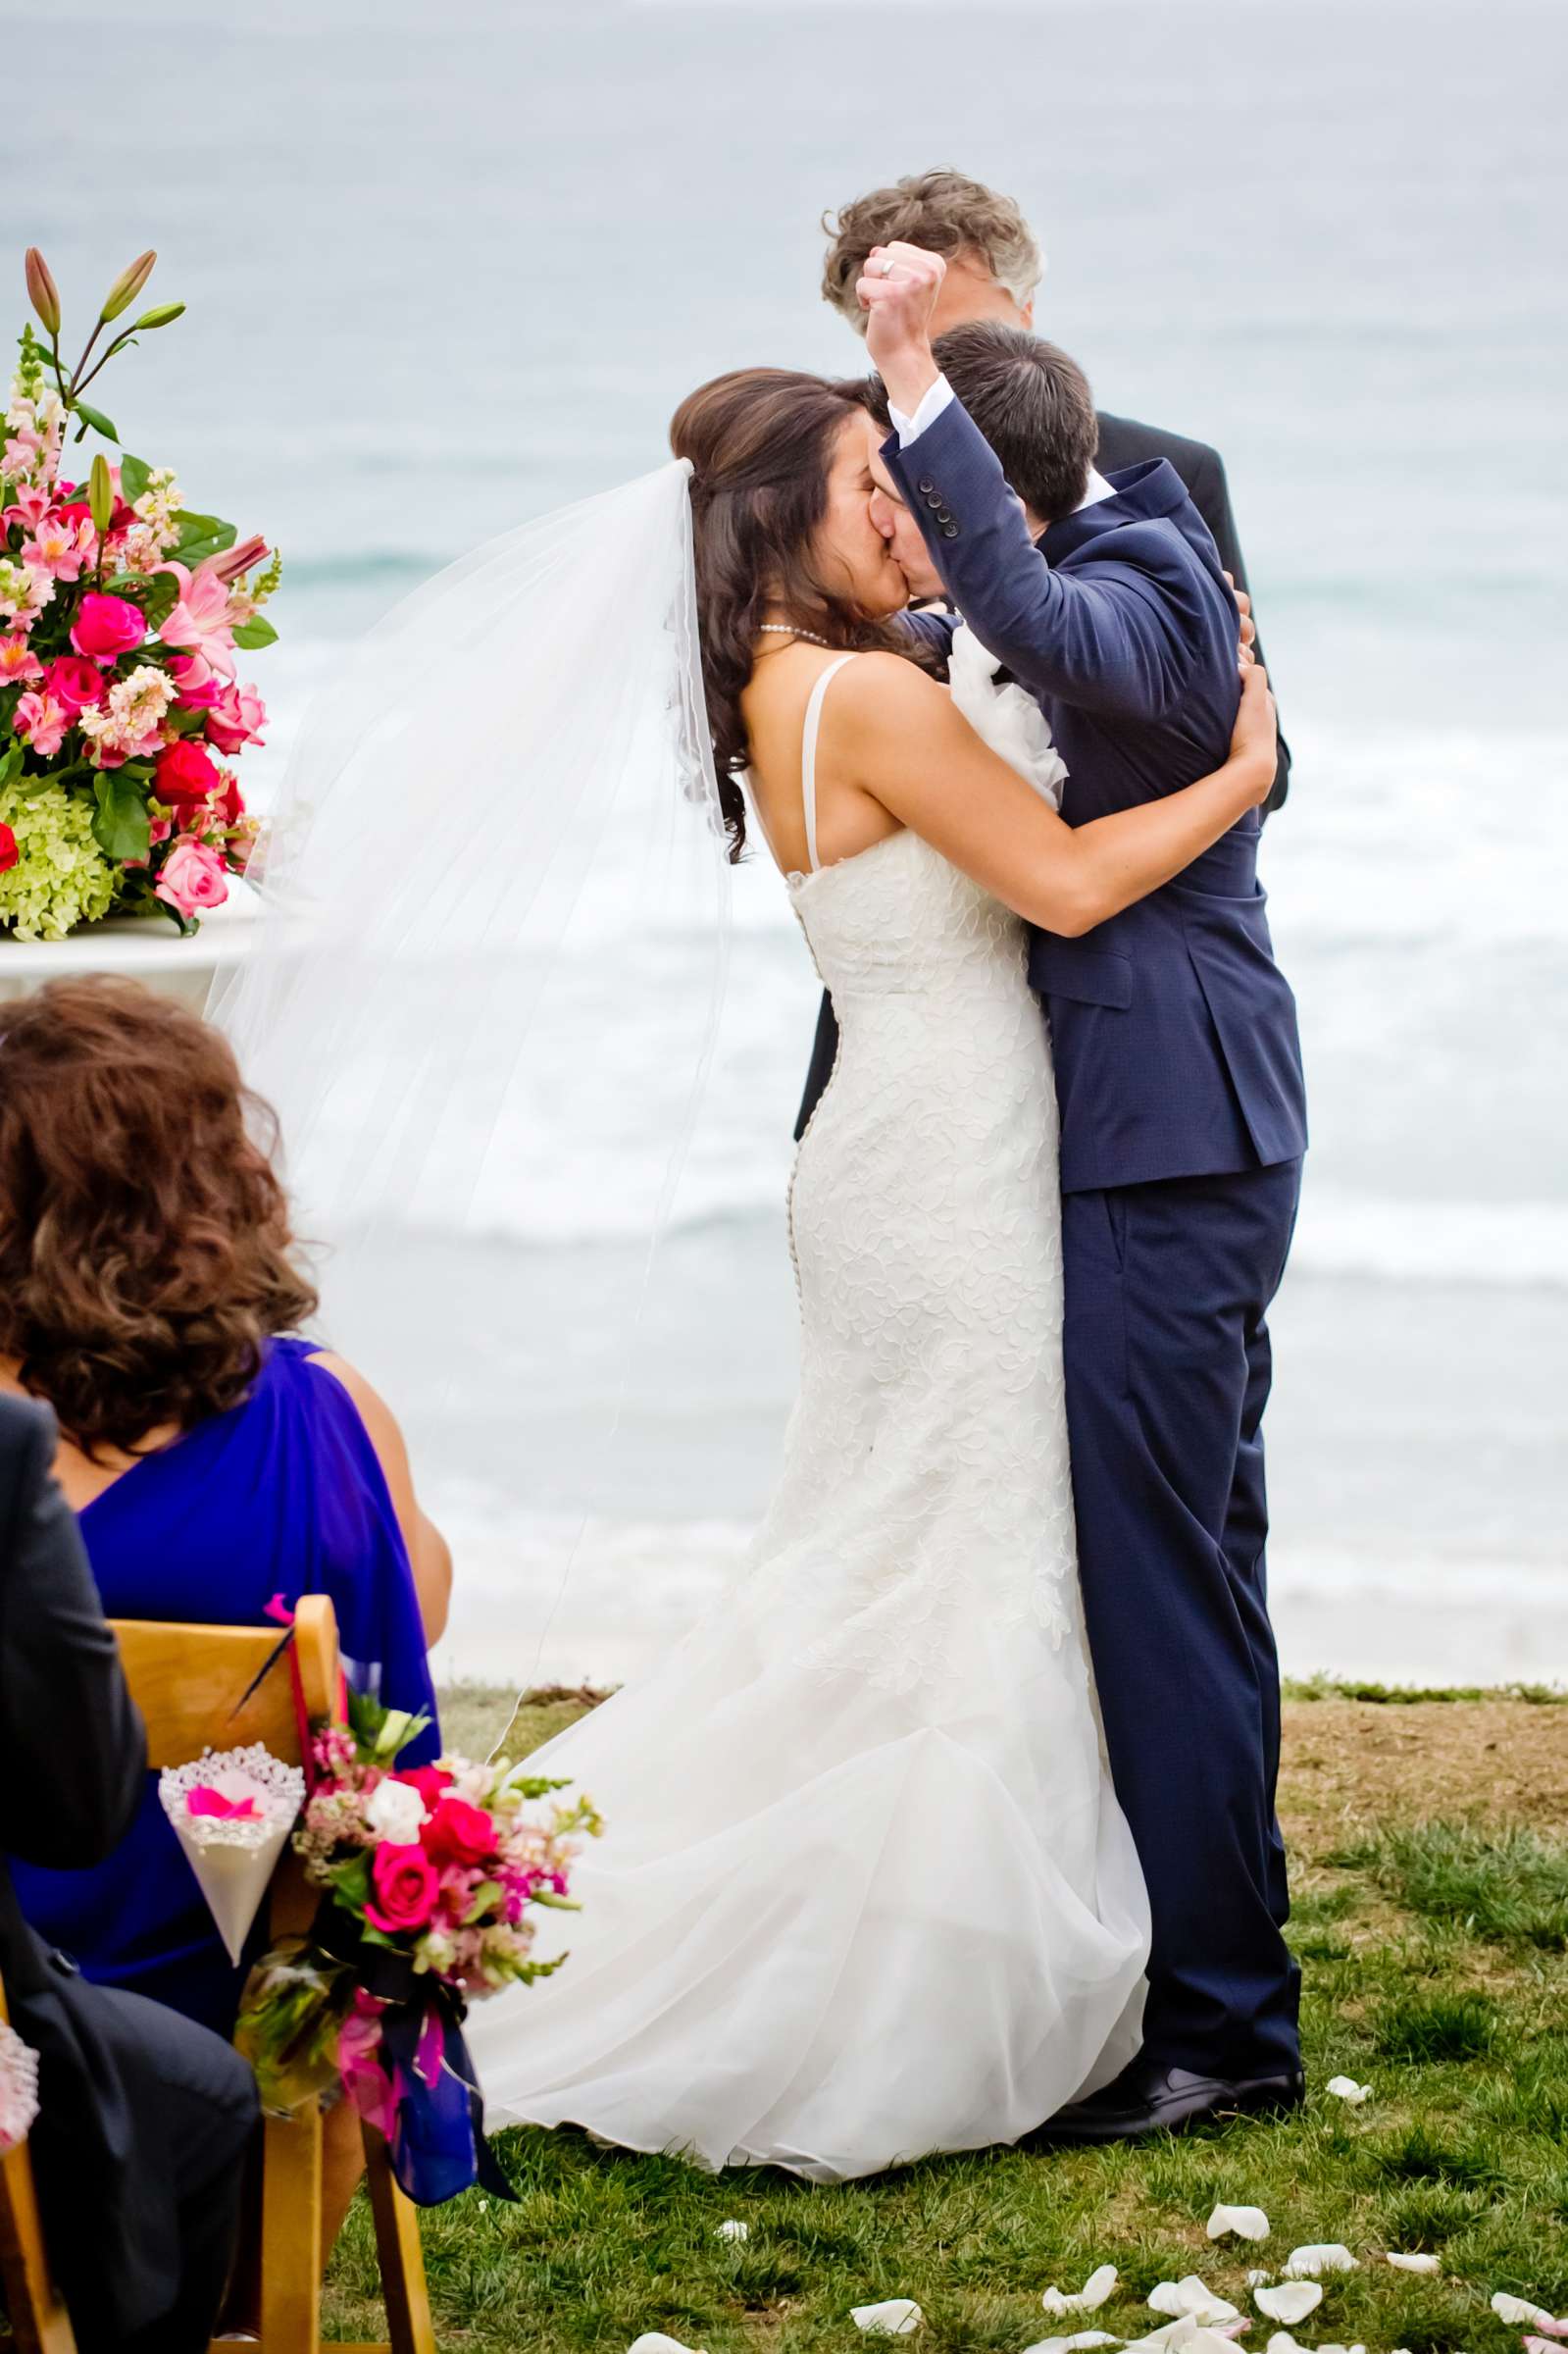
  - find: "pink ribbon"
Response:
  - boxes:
[337,1990,396,2140]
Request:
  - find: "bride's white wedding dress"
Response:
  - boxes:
[470,641,1149,2180]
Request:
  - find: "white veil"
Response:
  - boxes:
[211,457,732,1688]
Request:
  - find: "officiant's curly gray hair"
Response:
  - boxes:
[822,169,1042,331]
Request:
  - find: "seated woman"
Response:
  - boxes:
[0,974,451,2039]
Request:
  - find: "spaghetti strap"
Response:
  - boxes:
[800,654,858,874]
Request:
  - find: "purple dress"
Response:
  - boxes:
[12,1337,439,2033]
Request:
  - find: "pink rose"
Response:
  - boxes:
[154,837,229,919]
[364,1841,441,1936]
[393,1765,454,1813]
[0,824,17,875]
[154,737,222,819]
[205,680,267,756]
[70,590,145,661]
[420,1797,498,1870]
[167,654,223,711]
[42,654,106,716]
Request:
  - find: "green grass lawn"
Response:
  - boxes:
[325,1685,1568,2353]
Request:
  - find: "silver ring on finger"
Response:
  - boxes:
[877,255,896,278]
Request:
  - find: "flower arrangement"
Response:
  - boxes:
[0,246,278,940]
[235,1691,600,2207]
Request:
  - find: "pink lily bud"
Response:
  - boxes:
[25,249,60,339]
[100,249,157,324]
[211,535,269,586]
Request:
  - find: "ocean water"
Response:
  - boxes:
[35,0,1568,1678]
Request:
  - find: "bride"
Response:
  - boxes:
[449,366,1279,2179]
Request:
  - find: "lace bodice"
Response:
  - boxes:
[734,652,1079,1694]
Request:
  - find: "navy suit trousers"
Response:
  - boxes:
[1062,1158,1303,2076]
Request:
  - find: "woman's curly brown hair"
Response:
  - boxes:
[0,975,318,1456]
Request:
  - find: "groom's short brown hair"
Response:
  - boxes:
[935,324,1098,525]
[822,170,1042,333]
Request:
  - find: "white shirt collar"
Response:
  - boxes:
[1075,466,1116,511]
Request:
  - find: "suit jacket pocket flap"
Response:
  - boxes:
[1027,936,1134,1010]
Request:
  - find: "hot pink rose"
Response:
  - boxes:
[0,825,17,875]
[364,1841,441,1936]
[420,1797,497,1870]
[393,1765,454,1813]
[154,837,229,919]
[154,737,222,818]
[71,590,145,661]
[205,681,267,756]
[43,655,106,716]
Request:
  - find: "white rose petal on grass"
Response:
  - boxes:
[1248,2272,1274,2289]
[1325,2075,1372,2104]
[1286,2246,1358,2278]
[1266,2336,1308,2354]
[1209,2205,1271,2243]
[715,2219,749,2242]
[628,2338,705,2354]
[1041,2267,1120,2317]
[1386,2253,1441,2275]
[1149,2277,1242,2327]
[1254,2281,1324,2326]
[1492,2296,1568,2332]
[1024,2334,1120,2354]
[851,2298,923,2335]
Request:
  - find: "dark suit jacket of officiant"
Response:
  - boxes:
[793,409,1290,1141]
[0,1395,228,2339]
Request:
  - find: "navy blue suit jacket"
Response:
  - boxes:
[885,396,1306,1194]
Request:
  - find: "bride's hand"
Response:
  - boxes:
[1229,662,1278,803]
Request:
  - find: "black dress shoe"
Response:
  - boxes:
[1037,2055,1306,2145]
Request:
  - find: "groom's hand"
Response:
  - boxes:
[1224,572,1257,667]
[858,242,945,419]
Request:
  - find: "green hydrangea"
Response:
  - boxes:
[0,780,117,941]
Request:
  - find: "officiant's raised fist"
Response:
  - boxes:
[858,242,946,413]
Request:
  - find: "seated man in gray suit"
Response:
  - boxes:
[799,166,1289,1137]
[0,1394,257,2352]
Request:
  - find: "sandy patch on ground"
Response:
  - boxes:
[1280,1697,1568,1852]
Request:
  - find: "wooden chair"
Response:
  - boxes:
[0,1971,76,2353]
[110,1595,436,2354]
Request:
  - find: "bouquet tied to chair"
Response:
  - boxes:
[234,1691,600,2206]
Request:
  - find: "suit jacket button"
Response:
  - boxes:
[917,479,934,494]
[936,507,953,524]
[925,491,942,510]
[940,523,959,538]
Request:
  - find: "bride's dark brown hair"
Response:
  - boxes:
[670,367,930,861]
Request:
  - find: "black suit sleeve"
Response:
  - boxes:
[1184,443,1291,817]
[0,1399,146,1868]
[795,992,839,1143]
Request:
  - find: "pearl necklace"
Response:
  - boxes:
[757,623,833,648]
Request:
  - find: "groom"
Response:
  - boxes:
[859,244,1309,2141]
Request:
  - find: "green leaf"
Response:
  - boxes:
[173,510,235,547]
[90,772,150,864]
[169,529,237,571]
[0,742,24,788]
[71,399,120,444]
[119,452,153,504]
[232,616,278,650]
